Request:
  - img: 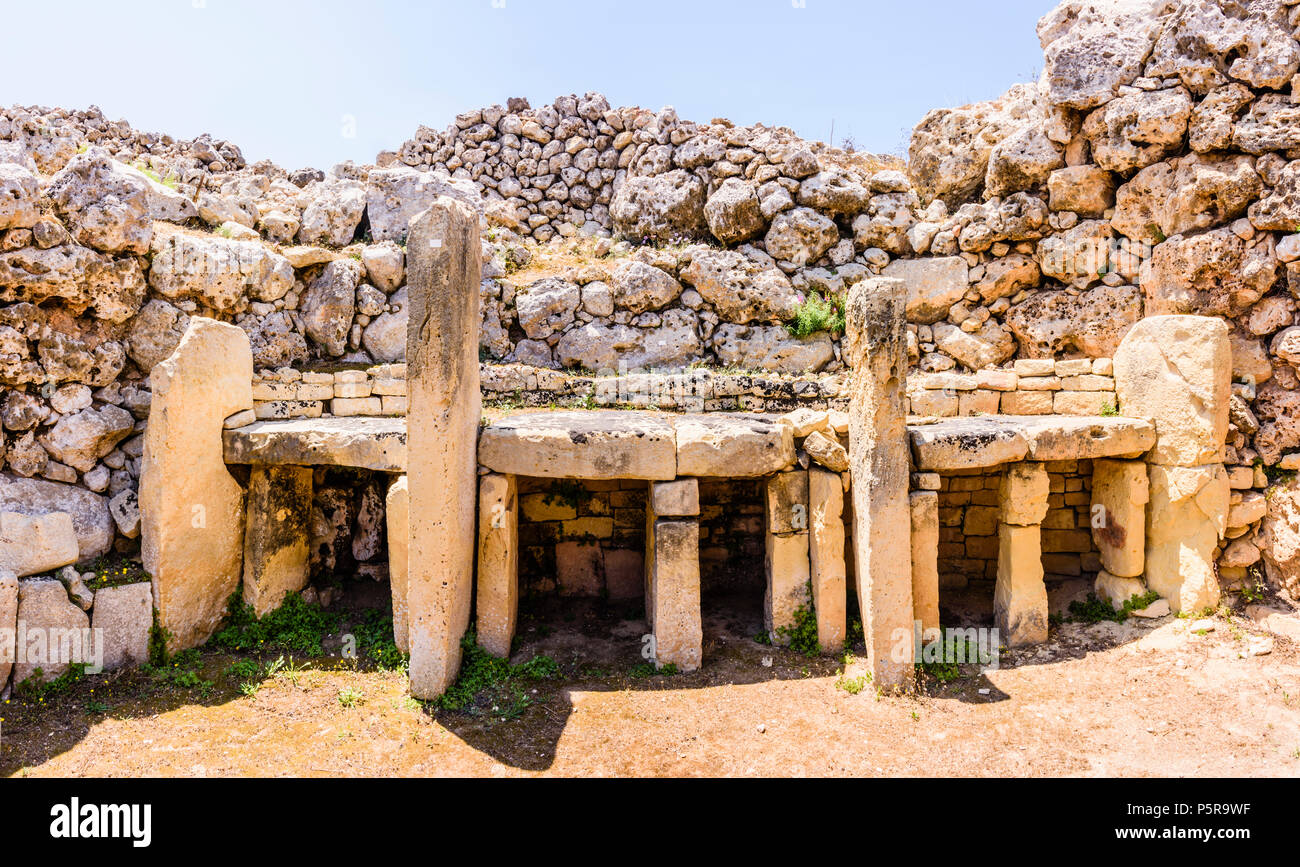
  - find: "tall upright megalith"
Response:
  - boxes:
[141,317,253,650]
[405,197,481,699]
[845,277,914,689]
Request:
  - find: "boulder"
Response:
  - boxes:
[1082,87,1193,173]
[795,169,872,217]
[678,247,799,324]
[38,405,134,472]
[45,148,152,255]
[556,308,700,371]
[1145,0,1300,93]
[1140,227,1278,317]
[1036,219,1114,283]
[882,256,969,325]
[1248,159,1300,232]
[1047,165,1116,217]
[704,178,766,245]
[0,161,40,230]
[0,244,146,324]
[1259,477,1300,598]
[148,228,294,311]
[242,311,309,369]
[515,277,580,340]
[1252,383,1300,466]
[764,207,839,267]
[363,286,408,364]
[361,242,406,292]
[985,125,1064,197]
[803,430,849,473]
[1189,83,1255,153]
[13,578,89,684]
[296,177,365,247]
[609,261,681,313]
[0,474,113,562]
[301,258,362,356]
[0,511,79,577]
[1037,0,1175,109]
[711,323,834,374]
[932,320,1017,370]
[1233,94,1300,155]
[1113,315,1230,467]
[610,170,708,242]
[365,167,481,242]
[125,299,191,373]
[1111,154,1261,245]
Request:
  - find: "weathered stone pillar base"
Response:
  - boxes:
[646,518,702,671]
[141,317,253,652]
[1091,459,1148,579]
[909,490,940,634]
[385,476,409,655]
[995,523,1048,646]
[764,470,810,644]
[1146,464,1228,613]
[406,198,481,699]
[809,467,846,652]
[846,277,913,688]
[242,465,312,617]
[476,473,518,659]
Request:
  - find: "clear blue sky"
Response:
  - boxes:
[2,0,1057,171]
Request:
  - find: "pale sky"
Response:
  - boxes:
[1,0,1057,171]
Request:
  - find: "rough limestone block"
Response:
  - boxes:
[846,277,914,687]
[92,581,152,670]
[1091,459,1148,578]
[647,519,702,671]
[1000,462,1049,526]
[475,474,517,657]
[1094,570,1147,612]
[0,571,16,689]
[909,491,940,634]
[385,476,409,655]
[0,511,79,577]
[809,467,846,653]
[479,411,676,480]
[674,414,796,478]
[995,523,1048,647]
[14,578,89,684]
[1113,315,1230,467]
[765,524,811,644]
[649,479,699,518]
[141,317,252,652]
[242,465,312,617]
[406,198,481,699]
[766,470,809,535]
[1146,464,1229,613]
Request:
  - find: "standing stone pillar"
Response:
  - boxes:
[809,467,846,653]
[141,318,253,651]
[845,277,913,688]
[242,465,313,617]
[996,463,1050,646]
[385,476,409,655]
[0,570,16,690]
[405,197,481,699]
[645,479,701,671]
[909,490,940,634]
[764,469,810,644]
[1114,315,1230,613]
[1091,460,1150,606]
[476,473,518,659]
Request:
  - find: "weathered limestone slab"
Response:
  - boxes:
[649,479,699,517]
[1146,464,1228,613]
[406,197,481,700]
[673,414,795,478]
[994,523,1048,647]
[14,578,89,684]
[476,473,518,659]
[1013,415,1155,462]
[809,467,846,652]
[1114,315,1231,467]
[224,417,406,472]
[385,476,409,655]
[91,581,152,671]
[646,518,702,671]
[479,411,676,480]
[141,317,253,652]
[242,465,312,617]
[908,415,1154,471]
[910,417,1029,471]
[0,511,79,577]
[847,277,914,687]
[1000,463,1049,526]
[909,491,940,634]
[765,470,811,643]
[0,571,16,688]
[1091,459,1148,578]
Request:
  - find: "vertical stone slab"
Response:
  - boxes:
[764,470,810,643]
[809,467,846,652]
[1147,464,1229,613]
[406,197,481,699]
[995,524,1048,647]
[14,578,89,684]
[141,317,252,651]
[647,518,702,672]
[242,465,313,617]
[845,277,914,688]
[385,476,410,655]
[1090,459,1148,578]
[909,491,940,634]
[0,570,16,689]
[92,581,152,671]
[476,473,518,659]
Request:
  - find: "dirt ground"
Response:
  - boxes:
[3,581,1299,778]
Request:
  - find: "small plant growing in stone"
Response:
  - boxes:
[785,291,846,339]
[1100,400,1120,417]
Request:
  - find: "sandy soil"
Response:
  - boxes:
[3,583,1299,778]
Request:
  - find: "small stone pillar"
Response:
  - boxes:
[645,479,701,671]
[242,465,313,617]
[764,469,810,644]
[996,462,1050,646]
[1091,459,1150,605]
[476,473,518,659]
[405,197,482,699]
[845,277,914,688]
[809,467,846,653]
[1114,315,1230,613]
[385,476,409,654]
[141,317,253,652]
[0,570,16,689]
[909,490,940,634]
